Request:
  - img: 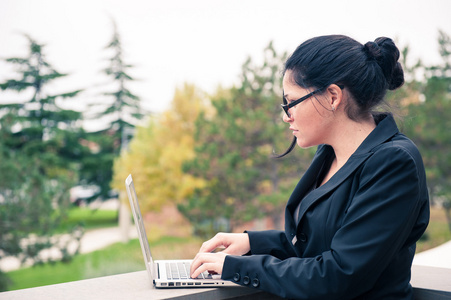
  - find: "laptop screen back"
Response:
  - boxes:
[125,174,155,280]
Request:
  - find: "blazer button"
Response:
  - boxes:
[243,276,250,285]
[252,278,260,288]
[233,273,240,282]
[299,233,307,243]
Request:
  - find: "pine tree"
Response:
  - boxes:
[0,35,82,150]
[82,20,146,200]
[0,35,83,291]
[387,30,451,232]
[407,30,451,230]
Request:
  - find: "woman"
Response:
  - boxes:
[190,35,429,299]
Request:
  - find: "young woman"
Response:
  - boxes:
[190,35,429,299]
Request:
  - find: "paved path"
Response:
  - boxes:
[1,227,450,272]
[412,240,451,269]
[0,227,137,272]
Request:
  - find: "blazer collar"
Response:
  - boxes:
[285,114,400,229]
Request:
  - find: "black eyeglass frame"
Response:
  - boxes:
[281,84,344,118]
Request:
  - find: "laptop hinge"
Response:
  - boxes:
[154,262,160,280]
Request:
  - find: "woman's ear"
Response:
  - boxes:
[327,84,344,110]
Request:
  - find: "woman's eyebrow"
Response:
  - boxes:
[283,89,289,99]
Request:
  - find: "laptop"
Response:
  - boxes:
[125,174,237,288]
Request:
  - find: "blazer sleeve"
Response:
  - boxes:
[246,230,298,259]
[221,145,428,299]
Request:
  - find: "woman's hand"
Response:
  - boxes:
[190,252,228,279]
[190,233,250,279]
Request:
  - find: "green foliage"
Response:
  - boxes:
[0,35,84,291]
[180,42,315,238]
[81,19,146,201]
[77,131,117,201]
[404,33,451,199]
[93,19,146,142]
[389,30,451,232]
[0,142,83,291]
[0,36,82,147]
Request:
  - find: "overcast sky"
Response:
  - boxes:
[1,0,450,128]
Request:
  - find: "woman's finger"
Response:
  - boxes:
[198,233,228,253]
[190,252,227,279]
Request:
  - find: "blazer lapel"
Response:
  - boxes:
[295,151,373,226]
[284,145,333,232]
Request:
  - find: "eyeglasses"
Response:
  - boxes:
[281,85,344,118]
[281,87,324,118]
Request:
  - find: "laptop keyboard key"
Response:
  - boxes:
[170,263,179,279]
[178,262,188,279]
[166,261,213,280]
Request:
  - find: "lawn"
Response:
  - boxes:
[57,207,119,233]
[6,236,202,291]
[416,206,451,253]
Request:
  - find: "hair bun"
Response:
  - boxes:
[363,41,382,61]
[364,37,404,90]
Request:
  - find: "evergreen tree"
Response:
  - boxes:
[180,42,315,237]
[0,35,83,291]
[388,30,451,232]
[405,30,451,230]
[82,20,146,200]
[0,35,83,152]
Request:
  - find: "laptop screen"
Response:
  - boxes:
[125,175,155,279]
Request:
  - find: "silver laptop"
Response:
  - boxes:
[125,174,237,288]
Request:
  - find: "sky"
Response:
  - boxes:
[0,0,450,129]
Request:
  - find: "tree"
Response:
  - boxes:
[389,30,451,232]
[0,35,83,291]
[111,83,207,211]
[180,42,315,237]
[0,35,83,153]
[407,31,451,230]
[82,20,146,200]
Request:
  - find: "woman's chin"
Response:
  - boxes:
[296,139,314,149]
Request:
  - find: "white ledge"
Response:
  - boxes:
[1,265,450,299]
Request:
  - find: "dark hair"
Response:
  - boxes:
[276,35,404,158]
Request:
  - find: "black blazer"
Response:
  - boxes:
[222,114,430,300]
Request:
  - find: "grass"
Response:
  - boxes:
[56,207,118,233]
[416,206,451,253]
[6,236,202,291]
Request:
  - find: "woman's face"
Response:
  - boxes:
[282,70,333,148]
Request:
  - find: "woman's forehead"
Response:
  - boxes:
[283,71,307,97]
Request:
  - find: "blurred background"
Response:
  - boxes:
[1,0,451,292]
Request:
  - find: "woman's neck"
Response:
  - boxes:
[329,116,376,168]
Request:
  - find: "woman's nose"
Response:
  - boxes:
[282,111,292,123]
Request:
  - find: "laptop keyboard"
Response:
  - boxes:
[166,261,213,280]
